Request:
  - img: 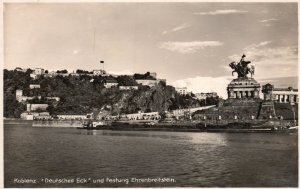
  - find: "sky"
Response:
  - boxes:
[4,3,298,98]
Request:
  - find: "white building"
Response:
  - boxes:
[46,97,60,101]
[16,90,23,102]
[149,72,157,79]
[21,112,51,120]
[175,87,188,95]
[119,86,138,90]
[57,115,87,120]
[93,70,106,76]
[20,112,35,120]
[135,79,159,87]
[29,84,41,89]
[27,104,48,112]
[104,80,118,88]
[34,68,44,75]
[30,73,38,79]
[16,90,41,102]
[195,92,218,100]
[125,111,161,120]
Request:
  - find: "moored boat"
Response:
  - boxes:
[77,120,109,129]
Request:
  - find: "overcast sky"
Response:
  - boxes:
[4,3,298,97]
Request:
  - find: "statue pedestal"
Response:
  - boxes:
[227,77,261,99]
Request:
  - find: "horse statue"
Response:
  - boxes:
[249,65,255,77]
[229,55,254,78]
[229,61,238,76]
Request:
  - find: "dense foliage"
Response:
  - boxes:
[133,72,156,80]
[4,70,218,117]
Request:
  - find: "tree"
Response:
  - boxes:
[57,69,68,73]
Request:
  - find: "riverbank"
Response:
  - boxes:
[4,119,297,133]
[4,119,33,126]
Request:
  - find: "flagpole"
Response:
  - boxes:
[100,60,104,73]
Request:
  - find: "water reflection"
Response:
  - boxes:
[81,130,191,141]
[86,130,97,135]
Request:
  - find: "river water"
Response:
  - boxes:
[4,125,298,187]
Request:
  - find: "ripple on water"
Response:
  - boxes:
[4,126,298,187]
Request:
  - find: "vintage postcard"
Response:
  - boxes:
[2,1,298,188]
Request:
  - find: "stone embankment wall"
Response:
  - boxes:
[32,120,82,127]
[4,119,33,126]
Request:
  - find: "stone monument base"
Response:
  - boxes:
[227,77,261,99]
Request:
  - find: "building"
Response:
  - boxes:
[16,90,23,102]
[21,112,51,120]
[30,73,38,80]
[57,114,87,120]
[34,68,44,75]
[93,70,106,76]
[149,72,157,79]
[175,87,188,95]
[104,79,118,88]
[135,79,159,87]
[195,92,218,100]
[27,104,48,112]
[262,84,299,105]
[29,84,41,89]
[20,112,35,120]
[46,97,60,101]
[16,90,41,102]
[125,111,161,120]
[119,86,138,90]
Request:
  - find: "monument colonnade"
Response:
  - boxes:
[272,91,299,104]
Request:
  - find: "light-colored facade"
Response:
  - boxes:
[20,112,34,120]
[16,90,23,102]
[30,73,38,79]
[104,80,118,88]
[29,84,41,89]
[149,72,157,79]
[16,90,41,102]
[119,86,138,90]
[93,70,106,76]
[125,112,161,120]
[57,115,87,120]
[175,87,188,95]
[34,68,44,75]
[46,97,60,101]
[195,92,218,100]
[27,104,48,112]
[262,84,299,105]
[135,79,158,87]
[21,112,51,120]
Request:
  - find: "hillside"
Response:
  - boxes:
[4,69,217,118]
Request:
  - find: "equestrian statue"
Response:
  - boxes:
[229,54,255,78]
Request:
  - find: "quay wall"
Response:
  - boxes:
[4,119,33,126]
[32,120,82,127]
